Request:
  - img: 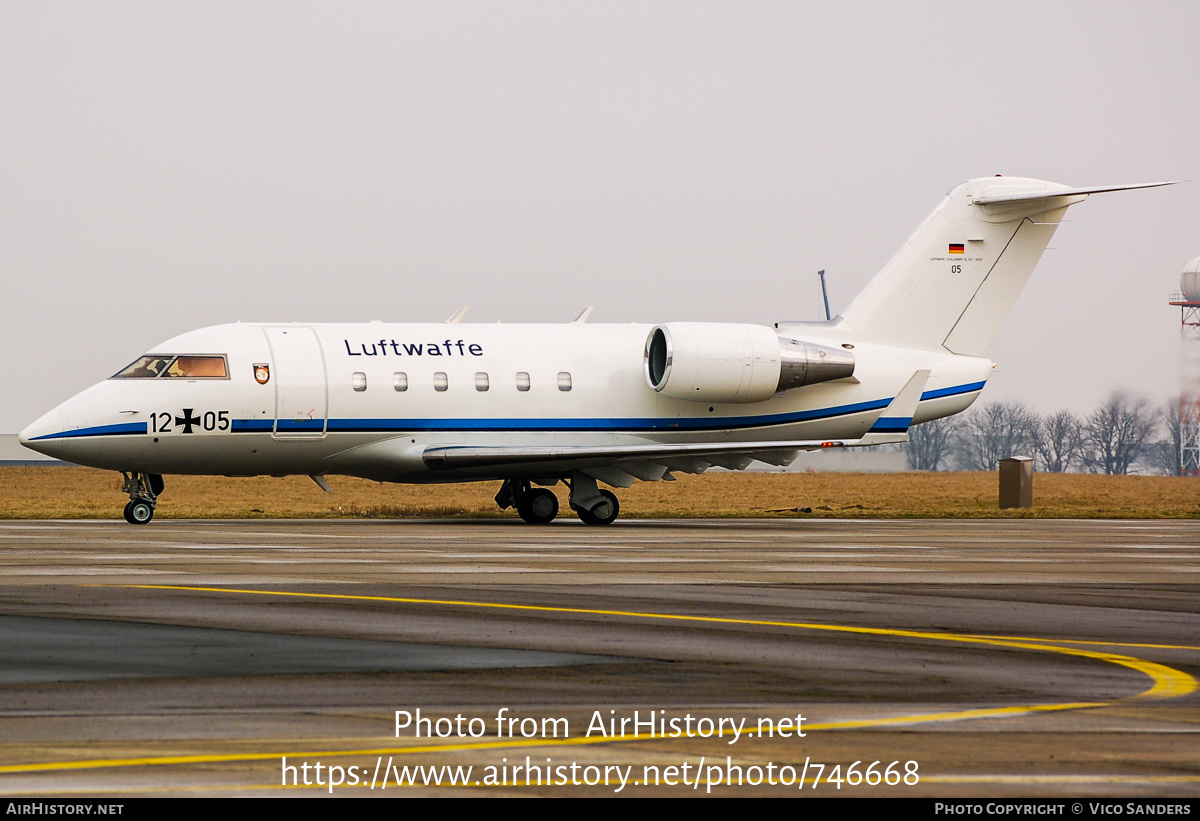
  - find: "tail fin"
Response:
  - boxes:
[837,177,1173,356]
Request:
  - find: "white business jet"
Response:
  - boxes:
[19,176,1170,525]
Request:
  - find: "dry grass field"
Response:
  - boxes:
[0,465,1197,519]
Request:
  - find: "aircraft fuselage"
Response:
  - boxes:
[20,321,989,482]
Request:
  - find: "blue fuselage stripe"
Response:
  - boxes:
[921,381,986,400]
[229,394,894,435]
[231,420,275,432]
[31,422,147,440]
[38,381,987,440]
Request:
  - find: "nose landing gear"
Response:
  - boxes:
[123,499,154,524]
[121,472,163,525]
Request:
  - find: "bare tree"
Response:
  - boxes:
[1082,393,1159,475]
[1146,399,1184,476]
[955,401,1039,471]
[1032,410,1085,473]
[905,416,959,471]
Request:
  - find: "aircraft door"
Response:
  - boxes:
[263,327,328,438]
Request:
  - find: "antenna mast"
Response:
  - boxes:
[817,270,831,321]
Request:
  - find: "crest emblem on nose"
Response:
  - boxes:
[254,364,270,385]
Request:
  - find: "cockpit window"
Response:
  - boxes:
[113,355,173,379]
[163,356,228,378]
[111,354,229,379]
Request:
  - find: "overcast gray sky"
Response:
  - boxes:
[3,1,1197,433]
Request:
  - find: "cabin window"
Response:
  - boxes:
[393,372,408,392]
[557,372,572,391]
[475,372,489,391]
[516,372,530,392]
[351,372,367,391]
[434,372,448,391]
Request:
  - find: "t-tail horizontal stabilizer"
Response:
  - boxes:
[971,180,1177,205]
[858,370,931,446]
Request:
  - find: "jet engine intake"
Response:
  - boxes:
[644,323,854,403]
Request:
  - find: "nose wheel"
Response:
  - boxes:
[120,472,162,525]
[123,500,154,524]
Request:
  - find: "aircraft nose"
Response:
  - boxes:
[18,409,64,459]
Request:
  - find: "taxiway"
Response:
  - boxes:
[0,519,1196,796]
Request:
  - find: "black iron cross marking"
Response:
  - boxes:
[175,409,202,434]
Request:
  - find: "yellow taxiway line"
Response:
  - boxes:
[0,583,1193,776]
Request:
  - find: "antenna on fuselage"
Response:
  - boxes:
[445,306,469,324]
[572,306,594,324]
[817,270,831,321]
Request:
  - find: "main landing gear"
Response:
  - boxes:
[121,472,163,525]
[567,473,619,525]
[495,479,559,524]
[495,473,621,525]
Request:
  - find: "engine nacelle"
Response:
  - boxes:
[644,323,854,403]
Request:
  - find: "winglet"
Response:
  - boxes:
[859,369,930,445]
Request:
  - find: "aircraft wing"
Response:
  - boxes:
[421,370,931,484]
[421,436,882,486]
[424,438,852,470]
[322,371,931,484]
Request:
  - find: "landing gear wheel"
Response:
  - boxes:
[125,500,154,525]
[516,488,559,524]
[120,472,160,525]
[578,490,619,525]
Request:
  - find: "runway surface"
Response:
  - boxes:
[0,518,1196,797]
